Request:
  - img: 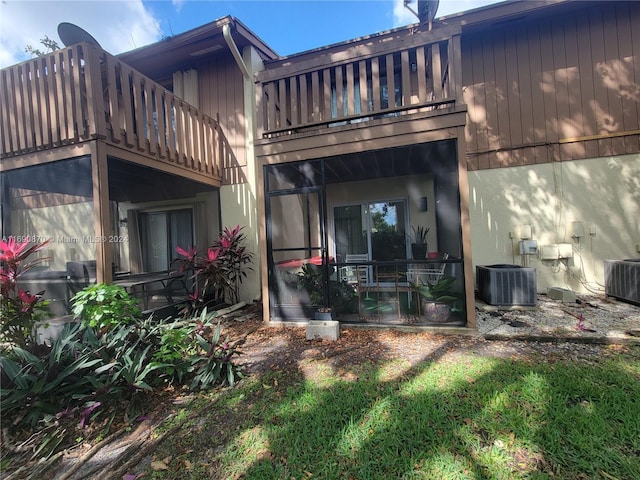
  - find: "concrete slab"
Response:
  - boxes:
[548,287,576,303]
[306,320,340,341]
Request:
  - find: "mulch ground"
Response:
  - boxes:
[226,304,622,376]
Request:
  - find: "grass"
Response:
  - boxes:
[143,346,640,480]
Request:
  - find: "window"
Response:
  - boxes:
[140,209,193,272]
[334,200,408,262]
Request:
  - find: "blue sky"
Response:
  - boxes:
[0,0,501,68]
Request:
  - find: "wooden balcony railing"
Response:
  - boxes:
[1,43,231,183]
[255,25,462,138]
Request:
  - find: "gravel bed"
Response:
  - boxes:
[476,293,640,342]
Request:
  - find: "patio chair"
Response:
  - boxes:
[339,254,370,285]
[407,252,449,286]
[357,263,406,319]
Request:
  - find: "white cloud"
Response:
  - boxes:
[0,0,162,68]
[393,0,501,28]
[172,0,186,13]
[393,0,419,28]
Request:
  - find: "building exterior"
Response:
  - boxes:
[2,0,639,328]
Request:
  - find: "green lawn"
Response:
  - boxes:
[146,346,640,480]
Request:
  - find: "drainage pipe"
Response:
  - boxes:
[223,23,250,80]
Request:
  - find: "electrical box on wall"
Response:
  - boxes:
[519,224,532,240]
[540,244,559,260]
[571,221,585,239]
[558,243,573,258]
[519,239,538,255]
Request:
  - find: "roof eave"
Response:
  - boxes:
[117,16,278,64]
[265,0,571,64]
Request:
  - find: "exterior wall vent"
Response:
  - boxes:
[476,264,537,306]
[605,259,640,305]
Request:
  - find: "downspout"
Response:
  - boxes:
[223,23,250,79]
[222,21,265,304]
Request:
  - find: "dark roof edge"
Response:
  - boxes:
[437,0,567,27]
[268,0,569,64]
[117,15,278,62]
[232,17,279,59]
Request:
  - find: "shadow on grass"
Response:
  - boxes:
[147,335,640,480]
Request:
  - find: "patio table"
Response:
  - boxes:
[114,271,185,309]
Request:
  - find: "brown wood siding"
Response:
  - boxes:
[197,54,247,182]
[463,2,640,170]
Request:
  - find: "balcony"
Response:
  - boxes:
[255,24,462,139]
[0,43,234,185]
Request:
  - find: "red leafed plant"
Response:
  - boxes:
[0,237,51,349]
[174,225,253,314]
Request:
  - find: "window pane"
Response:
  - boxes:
[142,213,168,272]
[334,205,367,262]
[369,201,407,261]
[169,209,193,263]
[266,161,322,192]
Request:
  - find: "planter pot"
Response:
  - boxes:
[421,301,452,324]
[314,310,334,321]
[36,316,77,346]
[411,243,428,260]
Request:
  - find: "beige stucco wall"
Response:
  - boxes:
[216,45,263,305]
[468,153,640,293]
[220,183,261,303]
[10,201,95,271]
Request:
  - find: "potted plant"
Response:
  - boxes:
[413,277,459,324]
[296,263,356,319]
[314,306,334,321]
[410,225,430,260]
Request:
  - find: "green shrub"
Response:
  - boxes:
[1,304,242,466]
[190,317,241,389]
[0,322,104,426]
[71,284,142,330]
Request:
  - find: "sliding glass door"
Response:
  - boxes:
[141,209,193,272]
[334,200,408,263]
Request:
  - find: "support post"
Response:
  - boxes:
[91,141,113,284]
[457,126,476,328]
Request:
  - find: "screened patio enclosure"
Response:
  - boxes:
[1,156,220,316]
[265,139,468,326]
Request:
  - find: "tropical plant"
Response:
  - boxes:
[0,322,104,426]
[295,263,357,314]
[174,225,254,309]
[0,237,51,349]
[413,276,459,303]
[189,310,241,390]
[410,225,430,244]
[409,225,430,260]
[213,225,254,303]
[71,283,142,331]
[2,305,241,434]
